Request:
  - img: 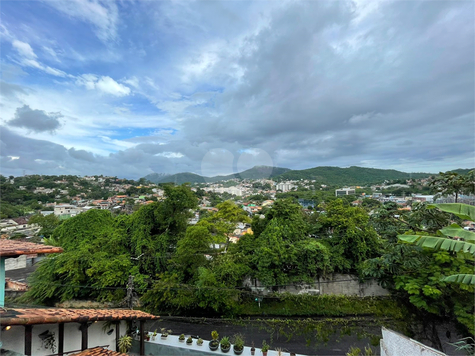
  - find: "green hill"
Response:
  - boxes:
[143,166,290,184]
[210,166,290,182]
[144,172,206,184]
[274,166,432,185]
[446,168,473,175]
[144,166,472,186]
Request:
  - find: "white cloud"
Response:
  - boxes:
[96,76,130,96]
[123,76,140,89]
[155,151,184,158]
[43,66,68,77]
[10,39,69,78]
[77,74,131,96]
[99,135,137,149]
[42,46,62,62]
[19,58,69,78]
[46,0,119,43]
[12,40,37,59]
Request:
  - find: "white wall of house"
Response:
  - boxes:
[380,327,446,356]
[1,320,127,355]
[0,325,24,351]
[5,255,27,271]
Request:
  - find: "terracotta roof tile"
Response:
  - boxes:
[0,239,63,257]
[70,347,126,356]
[0,308,159,325]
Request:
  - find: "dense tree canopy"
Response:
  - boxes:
[21,186,474,342]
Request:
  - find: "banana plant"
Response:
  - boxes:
[398,203,475,285]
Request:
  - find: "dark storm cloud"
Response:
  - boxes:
[7,105,63,133]
[0,126,198,178]
[68,148,96,162]
[1,0,473,178]
[178,0,473,171]
[0,81,28,98]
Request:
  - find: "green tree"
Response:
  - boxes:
[201,200,251,245]
[173,225,213,282]
[23,184,198,305]
[364,203,475,343]
[430,171,474,203]
[29,213,62,238]
[24,210,132,304]
[317,199,382,272]
[361,198,381,211]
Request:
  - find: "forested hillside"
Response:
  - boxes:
[144,166,290,184]
[274,166,431,185]
[20,184,474,350]
[144,165,436,185]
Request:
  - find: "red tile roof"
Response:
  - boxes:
[70,347,125,356]
[0,308,159,325]
[0,239,63,257]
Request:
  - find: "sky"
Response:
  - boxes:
[0,0,473,179]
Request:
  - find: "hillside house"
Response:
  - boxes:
[0,240,159,355]
[335,187,356,196]
[54,204,79,218]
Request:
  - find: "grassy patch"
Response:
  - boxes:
[237,294,405,319]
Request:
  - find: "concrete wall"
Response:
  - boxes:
[5,255,27,271]
[130,333,306,356]
[0,320,127,355]
[380,327,446,356]
[243,273,389,297]
[319,274,389,297]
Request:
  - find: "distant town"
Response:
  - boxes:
[1,167,473,239]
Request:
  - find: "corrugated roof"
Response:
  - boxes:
[0,239,63,257]
[0,308,159,325]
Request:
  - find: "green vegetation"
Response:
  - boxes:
[430,171,474,202]
[143,165,440,186]
[238,295,403,318]
[0,174,141,218]
[144,166,290,184]
[148,172,207,184]
[22,184,197,304]
[19,171,475,352]
[28,214,62,238]
[275,166,431,185]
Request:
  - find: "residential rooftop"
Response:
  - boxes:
[71,347,126,356]
[0,239,63,257]
[0,307,159,325]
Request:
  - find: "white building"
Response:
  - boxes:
[275,182,296,192]
[335,187,356,196]
[380,327,446,356]
[54,204,78,217]
[411,194,435,203]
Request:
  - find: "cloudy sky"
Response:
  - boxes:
[0,0,473,179]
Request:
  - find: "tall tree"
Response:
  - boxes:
[430,171,474,203]
[317,199,382,272]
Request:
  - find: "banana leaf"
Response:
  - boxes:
[428,203,475,221]
[440,226,475,242]
[442,274,475,285]
[399,235,475,254]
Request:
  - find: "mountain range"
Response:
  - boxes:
[144,166,290,185]
[144,166,473,186]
